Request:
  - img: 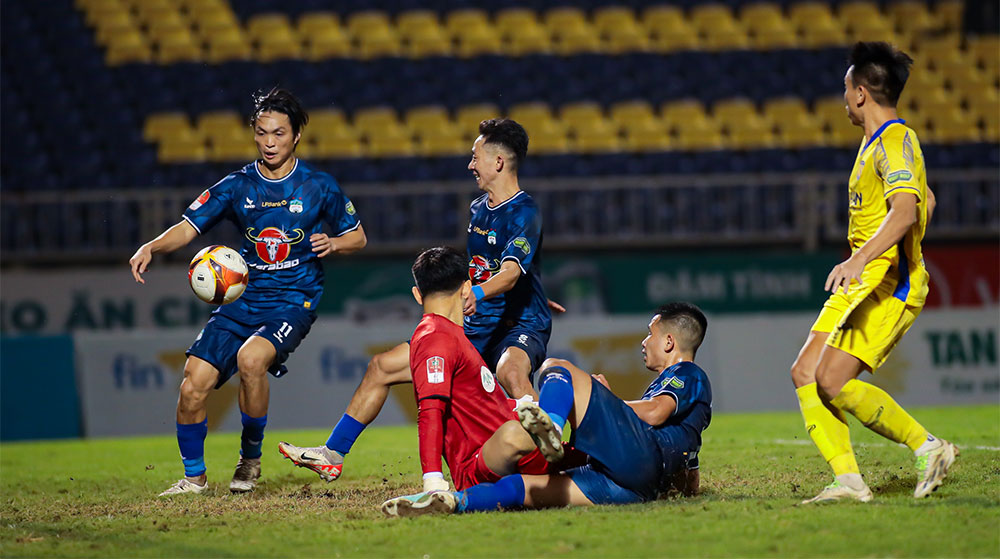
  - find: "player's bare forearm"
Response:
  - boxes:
[926,187,936,223]
[479,260,521,298]
[624,395,676,427]
[335,226,367,254]
[129,220,197,283]
[852,192,919,266]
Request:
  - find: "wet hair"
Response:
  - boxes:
[251,87,309,136]
[848,41,913,107]
[412,246,468,297]
[478,118,528,171]
[655,302,708,355]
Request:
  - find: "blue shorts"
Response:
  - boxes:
[465,321,550,378]
[186,307,316,388]
[567,378,683,504]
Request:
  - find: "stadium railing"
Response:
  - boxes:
[1,169,996,265]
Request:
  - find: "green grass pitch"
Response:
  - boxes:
[2,405,998,558]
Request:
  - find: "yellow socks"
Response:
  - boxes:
[797,383,859,475]
[831,379,928,452]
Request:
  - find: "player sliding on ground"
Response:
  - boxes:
[129,88,366,496]
[278,119,562,482]
[381,302,712,517]
[790,42,955,504]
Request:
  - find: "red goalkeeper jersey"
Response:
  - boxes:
[410,313,517,487]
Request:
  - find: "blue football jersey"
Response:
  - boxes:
[464,191,551,333]
[182,159,360,319]
[641,361,713,468]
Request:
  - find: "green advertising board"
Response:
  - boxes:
[320,249,842,315]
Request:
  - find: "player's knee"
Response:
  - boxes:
[540,358,569,372]
[365,353,389,383]
[790,358,816,387]
[498,421,533,455]
[178,377,210,408]
[236,348,270,378]
[814,366,842,402]
[538,360,572,384]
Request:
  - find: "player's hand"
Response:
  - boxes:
[825,254,865,295]
[422,475,450,493]
[310,233,336,257]
[463,290,477,316]
[547,299,566,313]
[592,373,610,390]
[129,245,153,284]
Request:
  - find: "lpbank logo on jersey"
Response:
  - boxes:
[245,227,305,270]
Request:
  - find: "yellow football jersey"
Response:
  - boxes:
[845,120,929,307]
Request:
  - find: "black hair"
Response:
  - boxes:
[251,87,309,136]
[655,302,708,355]
[848,41,913,107]
[479,118,529,171]
[412,246,468,297]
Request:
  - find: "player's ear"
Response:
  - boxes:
[496,154,504,173]
[460,280,472,300]
[663,333,675,354]
[293,131,302,147]
[411,286,423,305]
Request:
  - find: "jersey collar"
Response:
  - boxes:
[254,158,299,183]
[486,190,525,211]
[863,119,905,152]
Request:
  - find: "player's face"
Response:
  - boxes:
[844,67,863,127]
[254,111,299,167]
[641,315,668,371]
[468,135,498,191]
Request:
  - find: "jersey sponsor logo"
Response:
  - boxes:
[246,227,305,264]
[469,255,500,282]
[849,190,862,208]
[512,237,531,255]
[487,230,497,245]
[886,170,912,184]
[517,334,529,346]
[661,375,684,390]
[244,197,255,209]
[262,200,288,208]
[471,225,491,236]
[345,201,356,215]
[480,366,495,392]
[427,356,445,384]
[289,198,303,213]
[189,189,210,211]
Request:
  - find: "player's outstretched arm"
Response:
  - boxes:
[129,220,198,284]
[926,187,936,223]
[310,224,367,258]
[825,192,919,294]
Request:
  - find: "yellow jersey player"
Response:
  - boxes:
[789,41,956,504]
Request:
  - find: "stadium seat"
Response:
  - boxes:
[305,25,352,59]
[886,1,934,39]
[298,12,340,37]
[312,128,363,158]
[357,28,402,59]
[366,127,415,158]
[196,110,244,142]
[543,6,587,31]
[205,29,253,63]
[623,120,672,152]
[406,29,453,58]
[404,105,453,133]
[104,30,152,65]
[308,108,348,139]
[741,3,798,50]
[593,7,649,54]
[691,5,749,51]
[526,125,570,155]
[353,106,402,137]
[209,137,258,162]
[156,29,203,64]
[509,102,558,135]
[813,96,859,148]
[553,26,603,55]
[455,26,502,58]
[967,35,1000,72]
[417,128,466,157]
[346,11,393,38]
[90,9,137,46]
[610,100,656,130]
[157,134,207,163]
[675,119,724,151]
[661,99,710,132]
[932,1,964,31]
[444,9,490,39]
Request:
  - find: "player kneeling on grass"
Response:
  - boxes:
[382,302,712,517]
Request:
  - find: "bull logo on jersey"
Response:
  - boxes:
[469,255,499,282]
[245,227,305,264]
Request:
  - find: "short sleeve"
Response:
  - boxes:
[500,204,541,274]
[321,178,361,236]
[182,174,239,234]
[874,132,921,200]
[644,364,703,417]
[411,333,455,402]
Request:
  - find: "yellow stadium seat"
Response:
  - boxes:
[357,28,402,59]
[623,120,672,152]
[496,8,539,34]
[93,12,138,46]
[691,5,749,50]
[397,10,441,39]
[712,98,758,123]
[158,136,207,164]
[775,120,826,148]
[813,97,861,148]
[196,111,244,139]
[574,121,622,154]
[939,63,988,95]
[83,2,125,27]
[182,0,230,18]
[105,31,152,65]
[506,26,552,56]
[965,87,1000,127]
[417,128,467,157]
[157,30,202,64]
[206,29,252,63]
[649,26,700,52]
[724,116,775,149]
[147,18,190,42]
[445,9,490,38]
[298,12,341,37]
[455,104,500,135]
[366,128,415,158]
[762,97,811,124]
[926,108,979,143]
[606,25,651,54]
[675,120,724,150]
[561,101,606,124]
[509,102,559,138]
[967,35,1000,70]
[404,106,452,132]
[916,34,961,60]
[455,27,502,58]
[313,129,363,158]
[932,1,964,31]
[143,113,192,143]
[798,22,849,48]
[543,6,588,30]
[133,3,182,26]
[690,4,736,27]
[741,3,798,49]
[406,30,453,58]
[593,6,640,33]
[257,36,303,62]
[553,26,602,55]
[308,109,348,138]
[209,137,258,162]
[788,2,836,27]
[528,125,570,155]
[610,100,656,129]
[661,100,710,131]
[642,5,686,33]
[886,1,933,38]
[246,13,296,42]
[353,107,401,136]
[346,11,392,37]
[192,9,240,37]
[306,27,352,59]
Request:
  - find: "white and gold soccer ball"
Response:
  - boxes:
[188,245,249,305]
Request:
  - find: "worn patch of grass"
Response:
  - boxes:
[2,406,998,557]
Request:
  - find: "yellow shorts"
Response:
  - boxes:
[810,259,922,372]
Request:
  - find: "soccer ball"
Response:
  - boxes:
[188,245,249,305]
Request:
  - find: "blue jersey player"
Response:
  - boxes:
[382,302,712,516]
[278,119,562,490]
[129,89,367,496]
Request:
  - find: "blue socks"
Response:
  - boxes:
[326,414,365,455]
[538,366,574,432]
[177,419,208,477]
[455,474,526,513]
[240,412,267,459]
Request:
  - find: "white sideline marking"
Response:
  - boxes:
[770,439,1000,451]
